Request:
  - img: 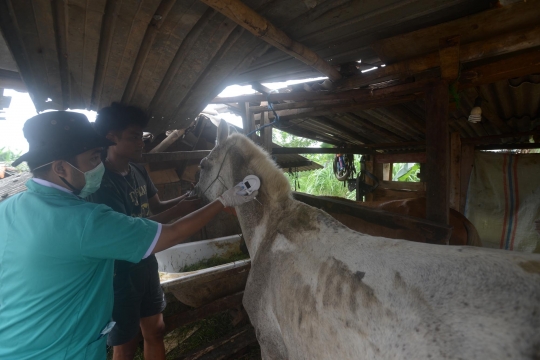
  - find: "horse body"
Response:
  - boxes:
[323,197,482,246]
[197,121,540,360]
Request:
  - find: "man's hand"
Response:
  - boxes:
[218,185,258,207]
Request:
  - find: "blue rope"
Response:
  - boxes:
[246,95,280,136]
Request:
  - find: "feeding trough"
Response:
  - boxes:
[156,234,250,307]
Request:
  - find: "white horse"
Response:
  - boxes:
[197,120,540,360]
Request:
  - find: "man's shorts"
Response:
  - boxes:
[107,256,166,346]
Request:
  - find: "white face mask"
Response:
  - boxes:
[65,161,105,198]
[34,160,105,197]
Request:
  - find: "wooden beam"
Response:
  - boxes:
[211,79,430,104]
[449,132,461,211]
[425,81,450,231]
[439,36,460,82]
[338,24,540,91]
[276,94,419,122]
[459,48,540,89]
[373,0,540,64]
[142,150,210,163]
[250,81,272,95]
[293,192,452,245]
[198,0,341,81]
[0,69,26,91]
[272,147,373,155]
[475,143,540,150]
[379,181,425,192]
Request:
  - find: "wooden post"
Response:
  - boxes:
[425,81,450,234]
[459,144,475,214]
[261,111,272,153]
[449,132,461,210]
[242,102,255,141]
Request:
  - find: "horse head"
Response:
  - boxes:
[197,119,292,255]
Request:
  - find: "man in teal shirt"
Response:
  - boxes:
[0,111,256,359]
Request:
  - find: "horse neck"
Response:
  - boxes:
[235,189,289,258]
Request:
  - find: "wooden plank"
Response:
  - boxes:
[276,94,420,123]
[121,0,177,103]
[102,0,162,108]
[425,81,450,231]
[159,14,239,123]
[459,48,540,89]
[81,0,107,108]
[373,0,540,64]
[211,79,430,104]
[372,188,425,202]
[459,144,475,214]
[31,0,64,109]
[339,23,540,92]
[90,0,120,108]
[375,152,426,164]
[382,163,391,181]
[293,192,452,245]
[379,181,425,191]
[128,0,206,110]
[439,35,460,82]
[197,0,341,81]
[475,143,540,150]
[142,150,211,163]
[272,147,371,155]
[164,292,244,334]
[449,132,461,211]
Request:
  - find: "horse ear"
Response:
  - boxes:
[216,119,229,146]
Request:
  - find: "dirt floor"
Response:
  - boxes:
[106,298,261,360]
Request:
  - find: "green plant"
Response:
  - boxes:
[392,163,420,182]
[273,129,359,199]
[0,147,28,171]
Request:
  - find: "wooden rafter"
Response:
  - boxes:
[198,0,342,81]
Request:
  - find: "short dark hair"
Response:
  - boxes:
[94,102,149,137]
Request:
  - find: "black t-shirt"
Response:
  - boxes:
[87,163,158,272]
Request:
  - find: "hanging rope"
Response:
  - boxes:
[246,94,281,136]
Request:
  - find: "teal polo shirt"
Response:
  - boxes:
[0,179,160,359]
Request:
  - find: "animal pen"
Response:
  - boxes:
[1,0,540,358]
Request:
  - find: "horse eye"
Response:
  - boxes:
[199,158,207,170]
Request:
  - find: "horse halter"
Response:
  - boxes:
[200,139,238,197]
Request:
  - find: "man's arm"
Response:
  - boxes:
[148,193,189,214]
[151,199,224,254]
[147,198,201,224]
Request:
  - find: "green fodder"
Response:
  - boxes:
[179,252,249,272]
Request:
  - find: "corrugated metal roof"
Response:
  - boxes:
[1,0,538,148]
[0,0,491,135]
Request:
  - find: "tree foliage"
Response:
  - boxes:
[273,129,357,199]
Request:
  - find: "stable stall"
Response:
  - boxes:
[2,0,540,358]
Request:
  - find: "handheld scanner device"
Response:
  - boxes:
[237,175,260,195]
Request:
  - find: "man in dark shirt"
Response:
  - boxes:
[88,103,198,360]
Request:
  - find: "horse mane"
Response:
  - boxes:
[227,133,292,201]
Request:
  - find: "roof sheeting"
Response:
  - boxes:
[1,0,491,136]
